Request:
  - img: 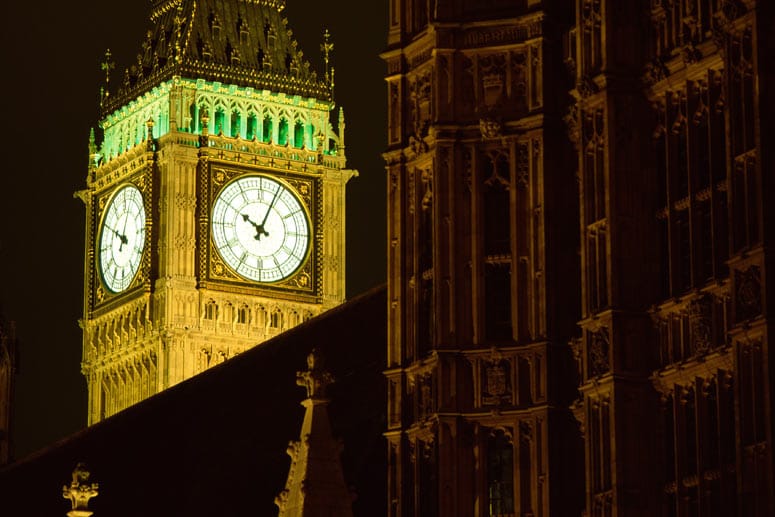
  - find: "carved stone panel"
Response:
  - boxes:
[587,327,610,378]
[735,265,761,323]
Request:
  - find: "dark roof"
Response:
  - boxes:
[0,285,386,516]
[104,0,330,114]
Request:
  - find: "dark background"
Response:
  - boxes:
[0,0,387,459]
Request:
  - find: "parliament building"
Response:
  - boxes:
[1,1,774,516]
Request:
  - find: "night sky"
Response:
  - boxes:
[0,0,387,459]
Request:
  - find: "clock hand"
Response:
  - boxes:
[105,224,129,250]
[241,213,269,241]
[119,214,131,251]
[254,187,282,239]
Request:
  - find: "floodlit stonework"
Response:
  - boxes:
[78,0,355,424]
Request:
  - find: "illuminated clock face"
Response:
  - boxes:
[211,175,310,283]
[98,185,146,293]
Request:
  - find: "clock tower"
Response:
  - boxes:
[78,0,355,424]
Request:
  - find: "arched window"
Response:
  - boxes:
[214,108,226,135]
[237,305,249,324]
[270,309,282,329]
[278,117,289,146]
[487,429,514,515]
[188,103,197,133]
[203,300,218,320]
[231,110,241,138]
[262,114,272,143]
[246,113,257,140]
[293,120,305,148]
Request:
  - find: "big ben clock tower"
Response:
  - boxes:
[78,0,355,424]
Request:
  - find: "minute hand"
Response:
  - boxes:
[259,187,282,228]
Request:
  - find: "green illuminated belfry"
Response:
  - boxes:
[80,0,354,425]
[97,0,339,162]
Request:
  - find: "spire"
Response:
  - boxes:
[275,350,353,517]
[99,49,115,105]
[103,0,330,114]
[321,28,333,86]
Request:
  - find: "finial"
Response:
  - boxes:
[338,107,345,150]
[100,49,115,98]
[88,128,100,172]
[321,29,334,86]
[174,3,184,64]
[62,463,98,516]
[297,348,333,400]
[145,118,155,151]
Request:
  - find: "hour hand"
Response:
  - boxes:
[107,225,129,249]
[242,213,269,240]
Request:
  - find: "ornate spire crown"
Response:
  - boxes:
[103,0,328,114]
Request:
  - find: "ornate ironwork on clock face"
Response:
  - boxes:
[211,175,310,283]
[98,184,146,293]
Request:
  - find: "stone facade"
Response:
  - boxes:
[385,1,774,516]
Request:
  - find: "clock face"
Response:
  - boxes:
[98,185,146,293]
[211,175,310,283]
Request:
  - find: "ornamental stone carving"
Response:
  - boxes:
[587,327,610,378]
[735,265,761,322]
[688,294,713,353]
[483,359,511,406]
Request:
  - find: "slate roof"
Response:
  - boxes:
[104,0,331,114]
[0,285,386,516]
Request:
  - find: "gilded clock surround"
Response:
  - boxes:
[203,166,318,296]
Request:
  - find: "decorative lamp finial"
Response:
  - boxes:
[62,463,98,517]
[100,49,115,98]
[321,29,334,87]
[146,118,155,151]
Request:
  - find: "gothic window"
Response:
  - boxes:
[237,305,249,325]
[230,110,241,138]
[675,210,691,291]
[222,303,234,324]
[262,114,272,143]
[213,107,226,135]
[654,75,729,297]
[189,102,198,133]
[389,82,400,143]
[480,150,513,343]
[485,263,512,342]
[658,217,670,298]
[293,120,305,148]
[661,394,676,488]
[682,387,698,477]
[583,109,605,224]
[246,113,257,140]
[589,398,612,512]
[487,430,515,515]
[270,309,282,329]
[418,440,437,516]
[581,0,602,75]
[731,156,758,252]
[586,225,608,312]
[203,300,217,320]
[278,117,289,146]
[483,153,511,256]
[729,29,755,156]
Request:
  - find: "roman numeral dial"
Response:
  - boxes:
[211,175,310,283]
[98,184,146,293]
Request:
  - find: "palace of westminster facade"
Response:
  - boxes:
[1,0,773,516]
[384,0,773,515]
